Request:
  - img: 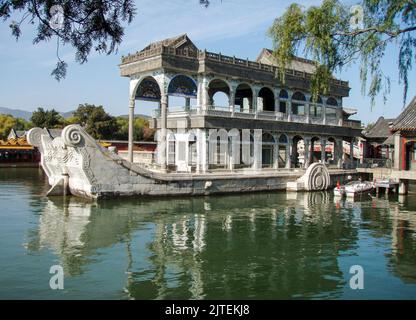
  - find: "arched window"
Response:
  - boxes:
[262,132,275,144]
[309,95,323,117]
[326,98,338,118]
[262,132,275,168]
[292,92,306,116]
[310,95,323,103]
[167,133,176,165]
[278,134,288,144]
[278,89,288,113]
[135,77,161,101]
[168,75,197,97]
[279,89,289,99]
[292,92,306,101]
[208,79,230,108]
[326,97,338,106]
[258,87,275,112]
[235,83,253,112]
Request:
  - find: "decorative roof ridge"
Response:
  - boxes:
[257,48,317,66]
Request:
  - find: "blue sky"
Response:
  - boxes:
[0,0,415,124]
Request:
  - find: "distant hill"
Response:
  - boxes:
[118,114,152,120]
[0,107,33,120]
[0,107,74,120]
[0,107,151,121]
[60,111,74,118]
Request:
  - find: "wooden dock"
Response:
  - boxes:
[374,180,399,195]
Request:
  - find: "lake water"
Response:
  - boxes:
[0,168,416,299]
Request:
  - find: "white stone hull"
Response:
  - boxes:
[27,125,349,199]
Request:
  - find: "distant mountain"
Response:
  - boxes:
[0,107,32,120]
[118,114,152,120]
[0,107,151,121]
[60,111,74,118]
[0,107,74,120]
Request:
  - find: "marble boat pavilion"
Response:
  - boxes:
[120,34,362,173]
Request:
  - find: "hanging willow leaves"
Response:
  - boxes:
[268,0,416,107]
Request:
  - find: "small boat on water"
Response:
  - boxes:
[334,180,374,197]
[333,184,345,197]
[344,180,374,197]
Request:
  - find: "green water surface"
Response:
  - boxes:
[0,168,415,299]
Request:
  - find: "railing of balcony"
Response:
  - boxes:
[344,120,362,129]
[150,106,358,128]
[205,105,232,117]
[326,118,339,126]
[310,117,322,125]
[291,114,307,123]
[357,158,393,169]
[122,46,349,89]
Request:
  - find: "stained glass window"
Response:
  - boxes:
[136,78,161,101]
[279,90,288,99]
[326,97,338,106]
[279,134,288,144]
[168,75,197,97]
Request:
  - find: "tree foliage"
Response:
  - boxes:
[0,114,30,140]
[268,0,416,106]
[30,107,64,128]
[72,104,118,139]
[1,1,211,80]
[113,116,154,141]
[0,0,136,80]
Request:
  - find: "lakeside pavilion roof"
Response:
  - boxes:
[120,34,350,98]
[256,48,317,74]
[0,137,34,150]
[364,116,395,139]
[392,96,416,132]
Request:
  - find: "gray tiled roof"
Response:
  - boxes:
[382,134,395,146]
[46,128,63,139]
[392,96,416,131]
[364,116,395,138]
[15,130,26,138]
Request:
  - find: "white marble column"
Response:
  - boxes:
[394,134,402,170]
[274,143,279,169]
[196,129,208,173]
[274,95,279,113]
[199,77,209,114]
[305,94,311,124]
[321,139,327,164]
[350,138,355,168]
[229,89,235,115]
[286,141,292,169]
[128,97,135,163]
[252,89,258,116]
[252,129,262,170]
[160,94,168,171]
[185,97,191,111]
[304,138,310,169]
[336,139,343,168]
[196,77,203,113]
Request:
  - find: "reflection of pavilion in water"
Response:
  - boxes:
[362,198,416,284]
[26,192,414,298]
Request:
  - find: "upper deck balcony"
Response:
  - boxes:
[151,105,362,130]
[120,35,350,98]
